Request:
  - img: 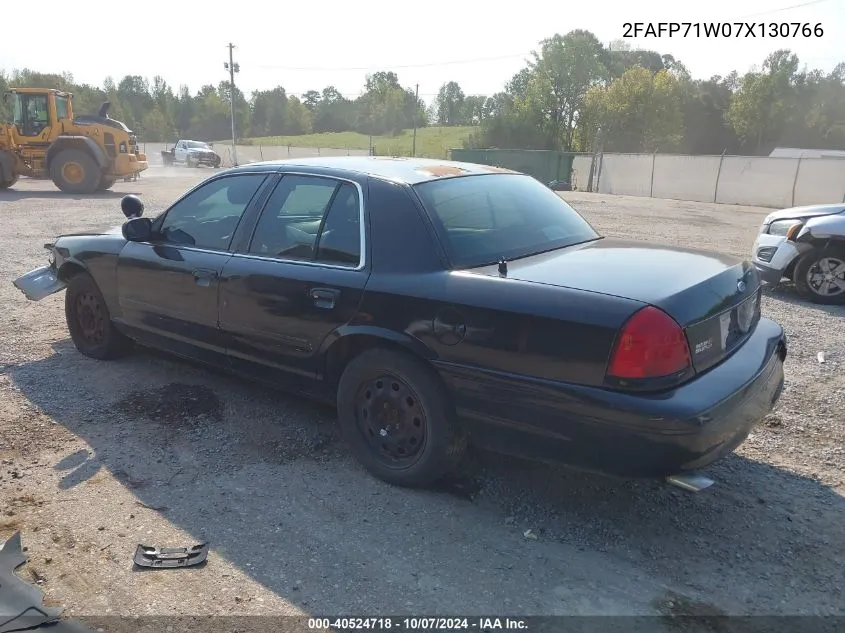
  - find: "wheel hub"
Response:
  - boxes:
[62,162,84,184]
[808,256,845,296]
[356,375,426,466]
[76,292,105,344]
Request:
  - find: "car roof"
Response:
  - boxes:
[231,156,522,185]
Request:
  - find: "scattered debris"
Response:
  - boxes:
[134,501,169,512]
[818,351,826,363]
[133,542,209,569]
[0,531,93,632]
[523,529,538,541]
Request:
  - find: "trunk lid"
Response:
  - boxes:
[474,238,762,373]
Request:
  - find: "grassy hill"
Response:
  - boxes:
[237,126,475,159]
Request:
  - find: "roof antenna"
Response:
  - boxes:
[498,257,508,276]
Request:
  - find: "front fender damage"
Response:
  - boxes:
[796,212,845,243]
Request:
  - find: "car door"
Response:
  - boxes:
[174,141,187,163]
[115,172,270,363]
[219,172,370,388]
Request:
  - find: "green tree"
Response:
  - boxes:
[524,30,608,150]
[140,106,173,141]
[434,81,465,125]
[727,50,799,154]
[587,66,684,153]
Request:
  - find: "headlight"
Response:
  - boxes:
[768,219,804,239]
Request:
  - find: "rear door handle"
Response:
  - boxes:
[193,268,218,287]
[310,287,340,309]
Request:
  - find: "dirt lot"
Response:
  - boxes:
[0,168,843,623]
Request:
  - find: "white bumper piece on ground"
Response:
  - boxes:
[12,265,66,301]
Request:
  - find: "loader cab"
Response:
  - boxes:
[9,89,72,139]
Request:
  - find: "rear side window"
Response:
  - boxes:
[248,175,362,266]
[413,174,599,268]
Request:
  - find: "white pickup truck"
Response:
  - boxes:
[161,140,222,168]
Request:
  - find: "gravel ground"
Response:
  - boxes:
[0,169,843,623]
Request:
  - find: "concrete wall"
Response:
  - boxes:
[588,152,845,208]
[138,143,845,209]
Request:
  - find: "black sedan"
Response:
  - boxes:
[13,157,787,487]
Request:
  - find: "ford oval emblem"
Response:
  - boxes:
[737,280,746,293]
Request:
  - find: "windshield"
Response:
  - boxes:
[413,174,600,268]
[186,141,210,149]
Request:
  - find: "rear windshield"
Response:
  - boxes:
[413,174,599,268]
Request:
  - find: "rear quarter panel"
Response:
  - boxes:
[357,177,645,388]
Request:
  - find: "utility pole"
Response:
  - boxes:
[411,83,419,157]
[224,43,240,166]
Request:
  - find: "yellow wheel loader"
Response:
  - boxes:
[0,88,148,193]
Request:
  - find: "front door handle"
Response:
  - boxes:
[310,287,340,310]
[193,268,218,287]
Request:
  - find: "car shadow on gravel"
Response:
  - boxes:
[6,341,845,615]
[762,284,845,318]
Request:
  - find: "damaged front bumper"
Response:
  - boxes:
[12,264,66,301]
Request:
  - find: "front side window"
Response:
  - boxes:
[156,174,267,250]
[248,175,361,266]
[413,174,600,268]
[13,94,49,136]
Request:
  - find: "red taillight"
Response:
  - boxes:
[608,306,691,380]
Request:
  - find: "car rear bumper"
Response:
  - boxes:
[435,317,787,478]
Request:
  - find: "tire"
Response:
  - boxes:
[336,348,466,487]
[97,177,117,191]
[793,245,845,305]
[0,174,18,189]
[65,272,134,360]
[50,149,101,194]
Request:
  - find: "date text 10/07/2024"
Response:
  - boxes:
[308,618,528,631]
[622,22,824,38]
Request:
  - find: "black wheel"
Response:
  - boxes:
[793,245,845,305]
[0,174,17,189]
[65,273,134,359]
[50,149,101,194]
[97,177,117,191]
[336,348,466,487]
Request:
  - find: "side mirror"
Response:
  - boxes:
[122,217,153,242]
[121,194,144,219]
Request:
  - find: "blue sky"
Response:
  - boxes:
[2,0,842,104]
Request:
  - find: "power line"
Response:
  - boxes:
[246,53,530,72]
[736,0,831,20]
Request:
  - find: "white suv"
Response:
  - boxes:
[751,203,845,305]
